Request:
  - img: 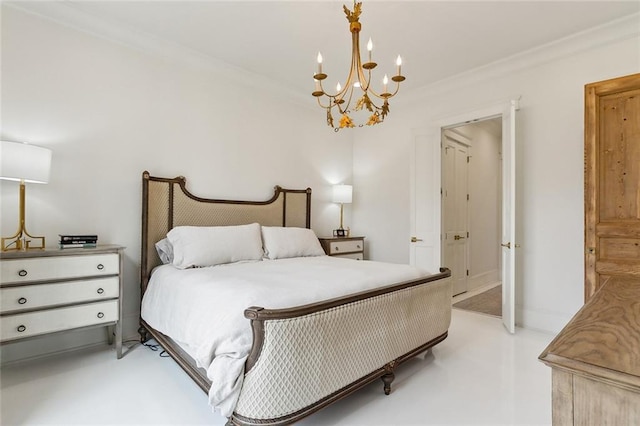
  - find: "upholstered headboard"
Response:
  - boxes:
[140,171,311,294]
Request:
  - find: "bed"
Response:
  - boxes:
[138,171,452,425]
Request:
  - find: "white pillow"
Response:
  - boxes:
[261,226,326,260]
[155,238,174,264]
[167,223,264,269]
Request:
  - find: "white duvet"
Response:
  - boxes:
[141,256,432,417]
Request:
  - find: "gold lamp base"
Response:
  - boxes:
[332,202,349,237]
[1,181,46,251]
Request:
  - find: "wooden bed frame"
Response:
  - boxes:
[139,171,452,425]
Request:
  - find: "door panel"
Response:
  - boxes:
[585,74,640,300]
[442,136,469,296]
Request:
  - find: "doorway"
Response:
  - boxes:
[409,99,518,332]
[443,119,503,317]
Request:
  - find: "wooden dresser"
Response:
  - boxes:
[539,277,640,425]
[0,245,124,358]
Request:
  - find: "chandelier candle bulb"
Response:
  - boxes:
[367,38,373,62]
[317,52,323,74]
[383,74,388,92]
[396,55,402,75]
[336,82,342,92]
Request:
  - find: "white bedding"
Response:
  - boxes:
[141,256,432,417]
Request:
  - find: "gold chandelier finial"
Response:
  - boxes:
[312,2,405,131]
[344,2,362,24]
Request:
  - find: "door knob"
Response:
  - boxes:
[454,235,466,241]
[411,237,423,243]
[501,242,511,249]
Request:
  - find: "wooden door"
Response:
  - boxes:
[442,133,469,296]
[585,73,640,300]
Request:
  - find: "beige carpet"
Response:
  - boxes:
[453,285,502,317]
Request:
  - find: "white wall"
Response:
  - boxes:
[0,6,352,362]
[353,21,640,333]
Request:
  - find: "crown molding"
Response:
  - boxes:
[5,2,638,110]
[3,1,313,109]
[401,12,640,105]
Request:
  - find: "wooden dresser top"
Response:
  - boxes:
[539,277,640,387]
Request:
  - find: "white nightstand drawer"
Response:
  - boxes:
[0,254,119,284]
[334,253,364,260]
[1,300,118,342]
[329,240,363,254]
[0,277,119,314]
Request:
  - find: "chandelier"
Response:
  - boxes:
[312,1,405,131]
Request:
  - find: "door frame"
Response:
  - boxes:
[410,99,519,331]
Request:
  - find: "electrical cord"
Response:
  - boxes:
[143,341,170,357]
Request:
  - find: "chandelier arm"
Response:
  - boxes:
[362,82,401,101]
[343,87,357,113]
[383,83,401,98]
[357,66,372,91]
[316,96,335,110]
[335,88,354,115]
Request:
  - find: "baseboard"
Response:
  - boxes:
[516,305,575,335]
[468,269,499,292]
[0,340,111,367]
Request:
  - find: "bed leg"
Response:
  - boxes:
[138,325,149,343]
[382,372,395,395]
[381,361,396,395]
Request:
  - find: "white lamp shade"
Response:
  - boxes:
[0,141,52,184]
[332,184,353,204]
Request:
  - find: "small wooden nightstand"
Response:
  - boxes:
[319,236,365,260]
[0,245,125,358]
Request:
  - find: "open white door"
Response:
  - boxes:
[409,131,441,274]
[501,100,518,333]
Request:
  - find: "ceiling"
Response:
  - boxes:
[8,1,640,102]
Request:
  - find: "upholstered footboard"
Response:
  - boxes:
[231,268,452,426]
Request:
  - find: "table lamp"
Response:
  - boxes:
[332,184,352,237]
[1,141,52,251]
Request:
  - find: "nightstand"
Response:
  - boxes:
[0,245,125,358]
[319,236,365,260]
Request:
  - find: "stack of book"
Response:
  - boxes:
[59,234,98,249]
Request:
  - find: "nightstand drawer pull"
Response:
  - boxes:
[335,247,340,251]
[18,297,27,305]
[97,288,104,294]
[17,325,26,333]
[97,264,104,271]
[356,245,361,249]
[97,312,104,319]
[18,269,28,277]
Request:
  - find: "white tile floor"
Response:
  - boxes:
[1,309,555,425]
